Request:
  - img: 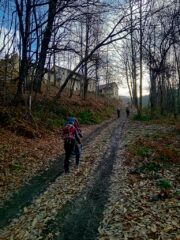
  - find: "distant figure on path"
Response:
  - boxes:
[126,106,130,118]
[116,107,120,118]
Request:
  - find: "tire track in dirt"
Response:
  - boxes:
[0,118,116,229]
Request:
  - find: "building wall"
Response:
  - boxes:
[88,79,96,92]
[99,83,119,98]
[44,66,96,93]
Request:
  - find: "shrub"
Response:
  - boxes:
[77,109,101,124]
[46,118,64,129]
[156,179,172,190]
[10,163,23,172]
[135,146,152,157]
[132,113,152,121]
[143,162,161,171]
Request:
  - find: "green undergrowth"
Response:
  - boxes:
[132,108,179,123]
[156,179,172,190]
[132,113,152,122]
[127,125,179,199]
[33,102,68,128]
[129,132,179,164]
[9,162,24,172]
[32,99,114,129]
[0,94,117,137]
[144,162,162,172]
[77,109,102,124]
[134,146,153,157]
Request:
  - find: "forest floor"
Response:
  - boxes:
[0,114,179,240]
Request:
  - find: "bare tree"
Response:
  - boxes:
[54,3,134,99]
[143,0,180,115]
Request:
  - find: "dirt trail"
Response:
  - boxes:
[0,118,116,228]
[41,118,126,240]
[0,116,127,239]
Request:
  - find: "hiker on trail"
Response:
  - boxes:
[126,106,130,118]
[116,107,120,118]
[63,117,82,173]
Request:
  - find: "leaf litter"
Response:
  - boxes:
[0,119,179,240]
[0,123,103,205]
[98,120,180,240]
[0,120,118,239]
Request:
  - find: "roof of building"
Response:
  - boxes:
[53,65,83,78]
[98,82,118,90]
[50,65,96,83]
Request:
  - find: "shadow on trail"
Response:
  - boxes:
[0,118,116,228]
[42,119,125,240]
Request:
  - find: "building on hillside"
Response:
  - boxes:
[98,82,119,98]
[0,54,19,87]
[44,65,96,93]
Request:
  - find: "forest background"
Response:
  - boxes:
[0,0,179,151]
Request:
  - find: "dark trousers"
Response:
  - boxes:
[74,144,80,166]
[64,140,75,172]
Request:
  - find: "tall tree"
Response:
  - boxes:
[55,1,134,99]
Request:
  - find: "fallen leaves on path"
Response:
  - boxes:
[0,120,118,240]
[98,121,180,240]
[0,123,101,205]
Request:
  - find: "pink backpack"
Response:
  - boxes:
[63,124,76,142]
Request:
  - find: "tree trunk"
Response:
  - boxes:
[15,0,31,99]
[33,0,57,93]
[149,67,157,115]
[139,0,143,115]
[130,0,138,111]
